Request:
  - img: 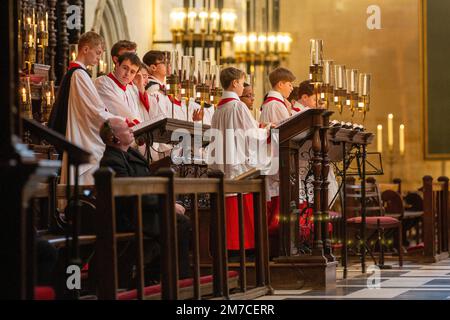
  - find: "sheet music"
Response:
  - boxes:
[275,107,311,128]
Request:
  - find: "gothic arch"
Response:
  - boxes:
[91,0,130,71]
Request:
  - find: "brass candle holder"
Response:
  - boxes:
[320,60,335,109]
[211,87,223,106]
[358,73,371,121]
[333,64,347,116]
[166,51,181,119]
[41,80,55,124]
[20,77,33,120]
[309,39,324,84]
[211,65,222,107]
[181,56,195,121]
[346,69,359,118]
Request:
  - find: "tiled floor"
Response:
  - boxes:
[257,258,450,300]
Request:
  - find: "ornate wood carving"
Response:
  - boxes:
[321,112,333,259]
[35,0,44,64]
[55,0,70,84]
[312,115,323,254]
[48,0,57,81]
[73,0,83,43]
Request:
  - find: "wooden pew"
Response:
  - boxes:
[423,176,450,262]
[94,168,271,300]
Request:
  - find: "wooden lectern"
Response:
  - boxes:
[133,117,211,176]
[269,108,338,289]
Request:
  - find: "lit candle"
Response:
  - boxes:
[187,9,196,32]
[388,114,394,151]
[248,33,257,53]
[28,35,33,47]
[399,124,405,156]
[41,20,45,32]
[46,92,51,106]
[72,52,76,62]
[22,88,27,103]
[258,34,267,53]
[199,10,208,32]
[45,13,48,32]
[377,125,383,153]
[99,60,104,73]
[209,10,220,33]
[267,33,276,53]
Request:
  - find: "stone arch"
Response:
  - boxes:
[91,0,130,73]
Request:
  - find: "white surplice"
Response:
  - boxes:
[188,99,215,126]
[291,101,309,115]
[259,90,291,199]
[259,90,291,126]
[63,61,120,186]
[207,91,267,180]
[147,76,166,95]
[128,84,165,123]
[95,73,141,121]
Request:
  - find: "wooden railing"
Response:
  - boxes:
[94,168,271,300]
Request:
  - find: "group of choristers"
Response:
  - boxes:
[48,31,336,253]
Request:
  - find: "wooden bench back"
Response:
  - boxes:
[94,168,270,300]
[423,176,450,259]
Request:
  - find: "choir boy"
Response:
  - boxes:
[208,67,267,252]
[48,31,120,185]
[259,67,296,233]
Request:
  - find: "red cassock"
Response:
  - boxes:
[209,91,267,250]
[225,194,255,250]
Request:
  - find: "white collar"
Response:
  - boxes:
[222,91,240,100]
[74,61,87,69]
[267,90,285,101]
[294,101,306,109]
[149,76,165,85]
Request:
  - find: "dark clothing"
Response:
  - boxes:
[48,67,89,137]
[100,146,159,236]
[36,239,58,286]
[100,146,191,282]
[100,146,152,178]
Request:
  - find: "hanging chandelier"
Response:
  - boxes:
[233,32,292,64]
[169,7,237,43]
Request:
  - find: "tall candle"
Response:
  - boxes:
[377,125,383,153]
[388,114,394,151]
[399,124,405,156]
[22,88,27,103]
[46,92,51,105]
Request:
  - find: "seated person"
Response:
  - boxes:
[99,118,191,284]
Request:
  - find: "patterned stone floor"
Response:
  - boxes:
[256,258,450,300]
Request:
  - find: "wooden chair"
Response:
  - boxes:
[345,177,403,267]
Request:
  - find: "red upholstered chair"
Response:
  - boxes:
[345,177,403,267]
